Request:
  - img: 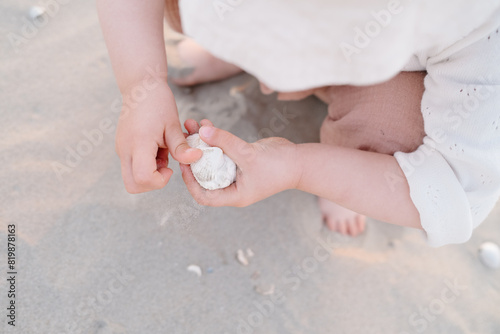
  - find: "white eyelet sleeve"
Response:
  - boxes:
[394,21,500,247]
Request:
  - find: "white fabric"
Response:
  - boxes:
[179,0,500,246]
[180,0,500,90]
[395,25,500,246]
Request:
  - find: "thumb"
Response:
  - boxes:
[165,123,202,164]
[199,126,255,163]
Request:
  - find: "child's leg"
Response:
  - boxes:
[170,38,243,86]
[163,1,242,86]
[318,71,426,236]
[164,0,183,34]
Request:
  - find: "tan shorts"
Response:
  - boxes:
[318,71,426,155]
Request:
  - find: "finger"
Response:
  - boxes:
[356,216,366,235]
[122,157,173,193]
[131,144,172,192]
[156,147,169,169]
[165,121,202,164]
[121,156,137,193]
[198,126,254,163]
[180,163,241,207]
[277,89,314,101]
[259,82,274,95]
[184,119,200,135]
[346,219,359,236]
[180,163,211,204]
[199,119,214,127]
[337,220,347,235]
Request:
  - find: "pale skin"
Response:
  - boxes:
[97,0,423,233]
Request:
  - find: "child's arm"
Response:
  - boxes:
[97,0,201,193]
[180,122,422,230]
[295,144,422,229]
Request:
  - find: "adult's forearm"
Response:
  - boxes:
[295,143,422,229]
[97,0,168,93]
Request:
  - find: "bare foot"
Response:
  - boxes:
[318,197,366,236]
[169,38,242,86]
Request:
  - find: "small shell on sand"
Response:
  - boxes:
[186,134,236,190]
[236,249,249,266]
[187,264,202,277]
[246,248,255,258]
[478,242,500,269]
[29,6,46,20]
[255,284,275,296]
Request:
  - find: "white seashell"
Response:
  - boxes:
[187,264,202,277]
[478,242,500,269]
[255,284,275,296]
[29,6,46,20]
[236,249,249,266]
[246,248,254,258]
[186,134,236,190]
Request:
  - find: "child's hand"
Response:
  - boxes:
[180,119,300,207]
[116,86,202,193]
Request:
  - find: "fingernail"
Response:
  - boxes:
[200,126,215,138]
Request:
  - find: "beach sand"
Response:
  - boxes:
[1,1,499,333]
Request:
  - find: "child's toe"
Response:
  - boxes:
[356,216,366,234]
[337,220,348,235]
[347,219,360,236]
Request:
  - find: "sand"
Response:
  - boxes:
[1,1,499,333]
